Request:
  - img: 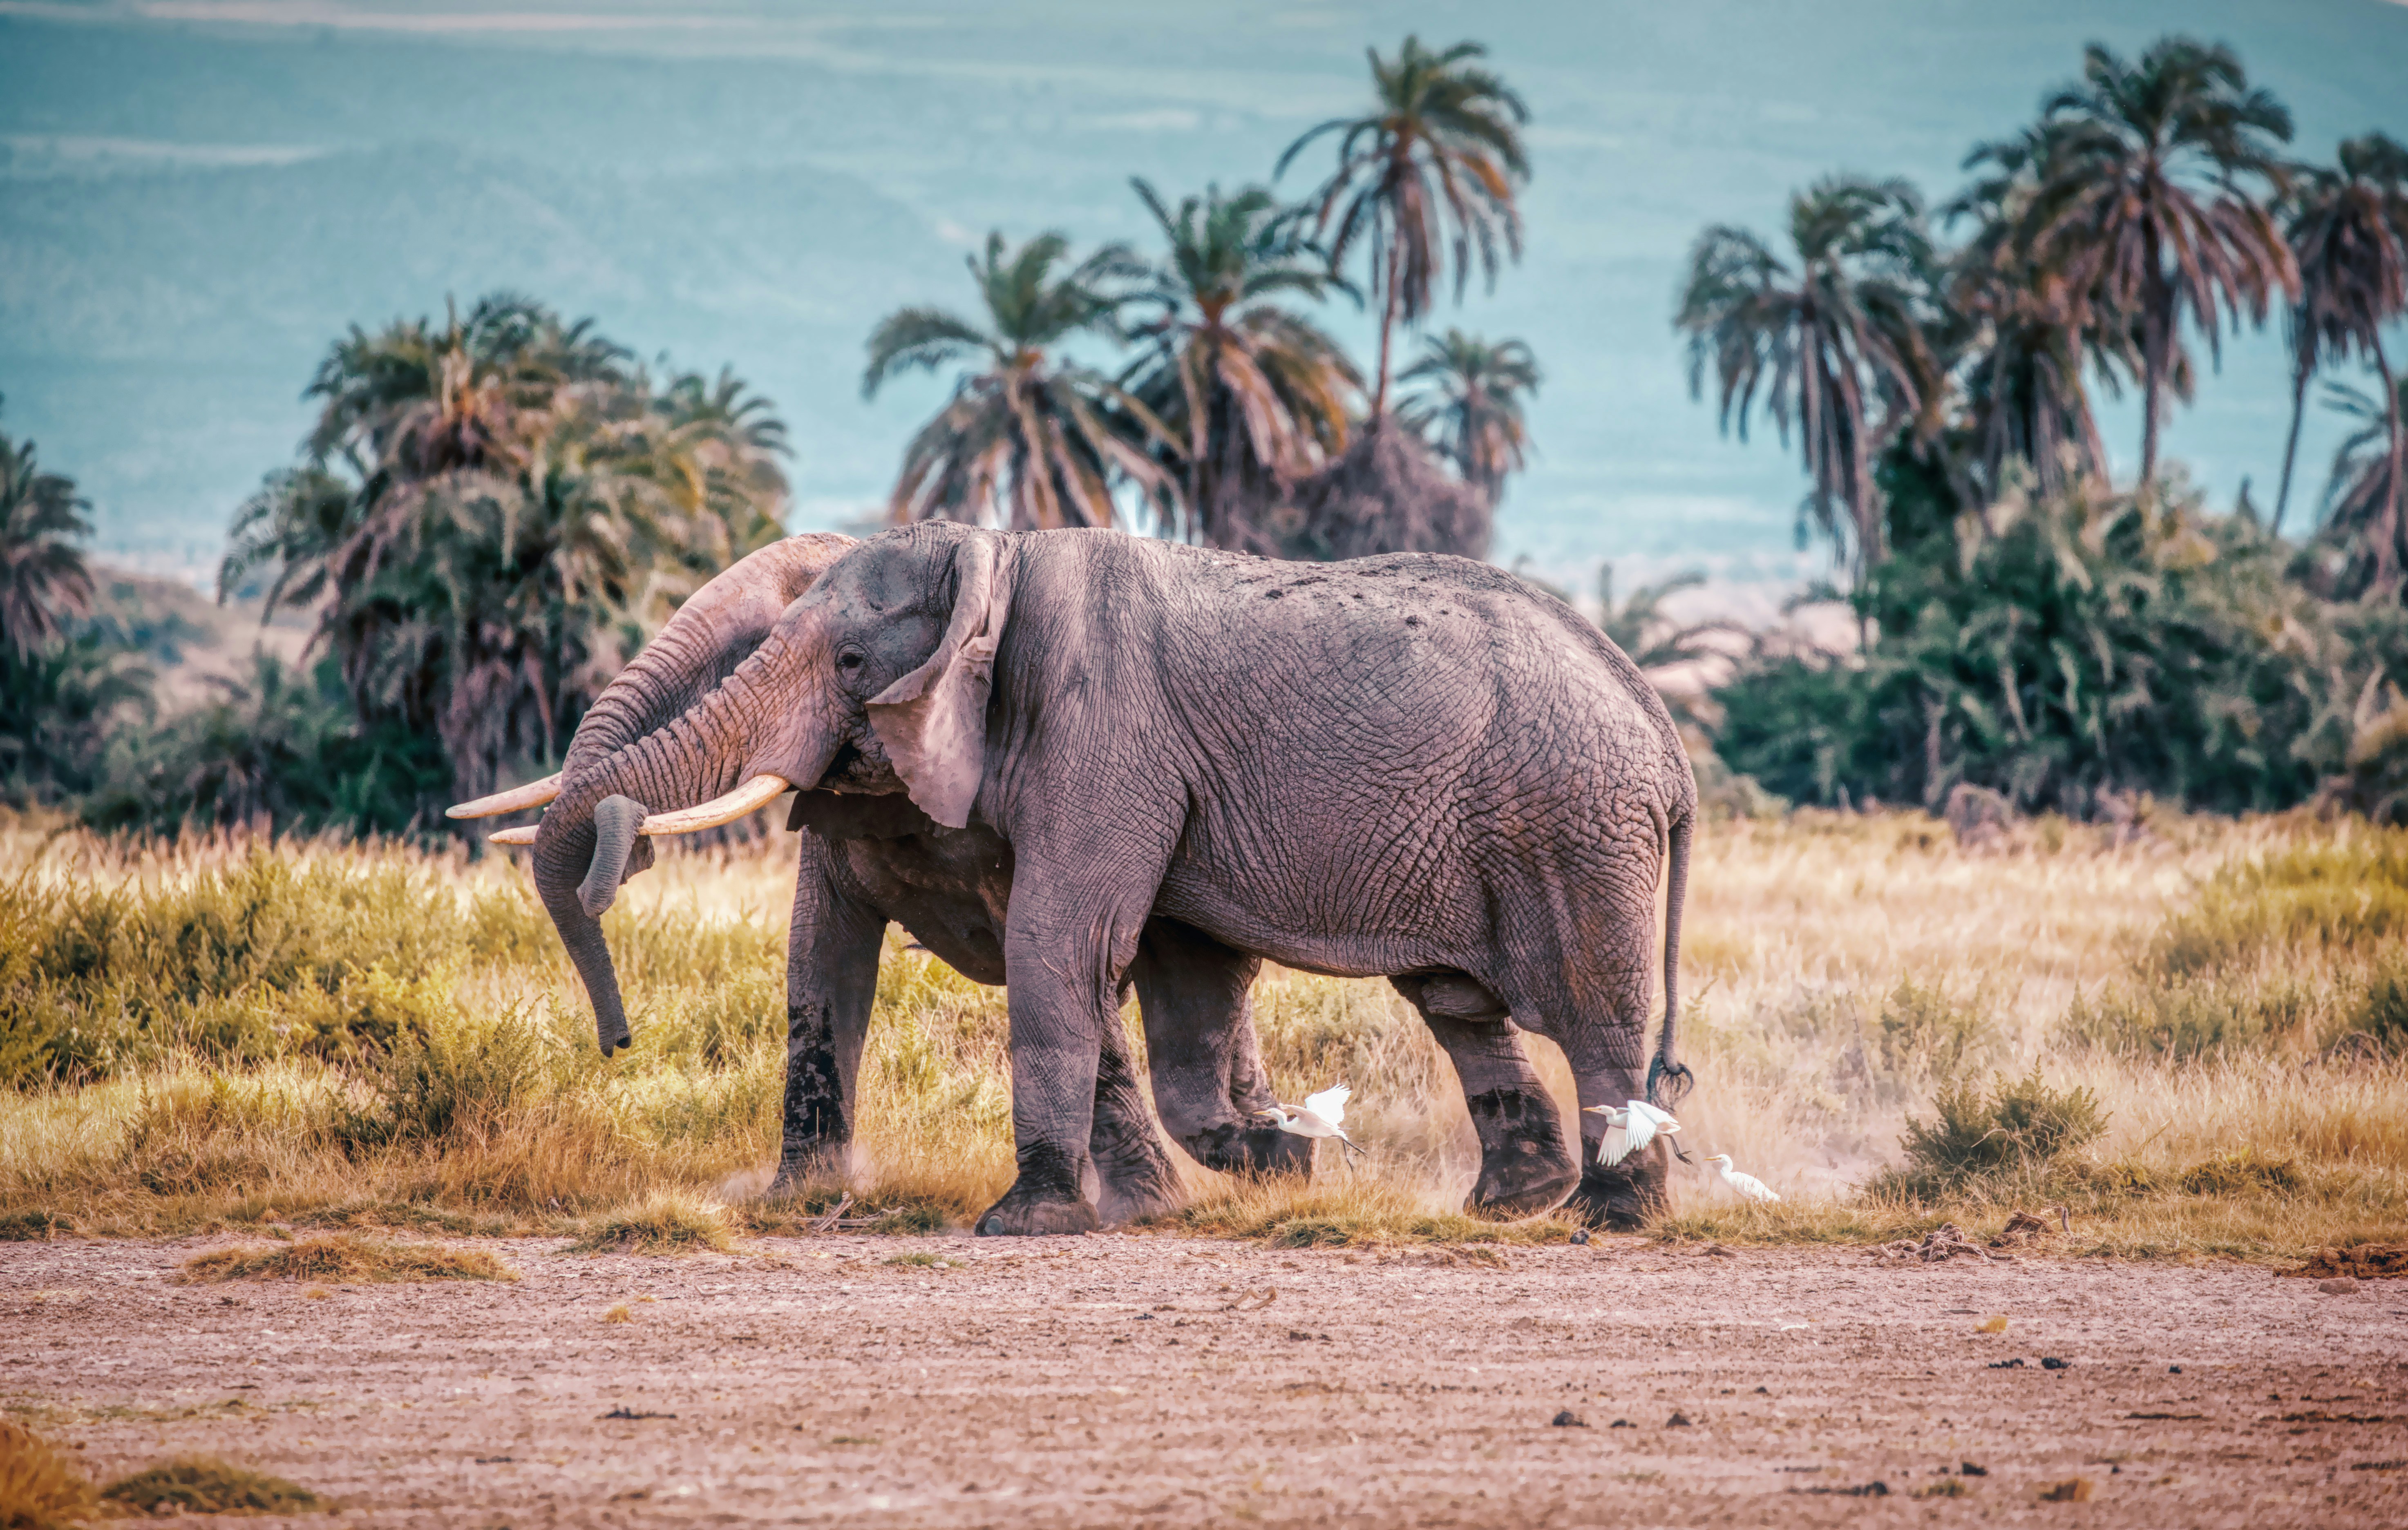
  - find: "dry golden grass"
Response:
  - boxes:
[0,808,2403,1258]
[98,1457,318,1516]
[177,1232,516,1284]
[0,1420,94,1530]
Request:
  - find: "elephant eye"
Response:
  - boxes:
[836,649,866,673]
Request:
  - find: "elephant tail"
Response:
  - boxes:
[1646,811,1696,1111]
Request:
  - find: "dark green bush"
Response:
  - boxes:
[84,651,450,839]
[1712,453,2408,816]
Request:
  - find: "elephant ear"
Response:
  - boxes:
[865,535,1015,829]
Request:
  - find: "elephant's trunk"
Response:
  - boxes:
[553,891,634,1055]
[531,616,845,1055]
[579,795,646,918]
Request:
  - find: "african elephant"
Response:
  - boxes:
[448,534,1309,1225]
[491,520,1697,1233]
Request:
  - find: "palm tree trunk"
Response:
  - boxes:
[2378,334,2404,592]
[2140,327,2162,492]
[2272,356,2311,538]
[1373,239,1403,420]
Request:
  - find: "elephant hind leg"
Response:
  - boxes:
[1527,958,1668,1231]
[1089,994,1184,1226]
[1133,920,1311,1179]
[1394,974,1579,1218]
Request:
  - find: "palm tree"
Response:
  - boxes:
[2015,38,2296,488]
[864,232,1174,531]
[0,409,95,661]
[1677,176,1945,583]
[1397,330,1541,506]
[1947,132,2124,497]
[2275,134,2408,553]
[2316,375,2408,597]
[1277,36,1529,418]
[1119,180,1360,547]
[304,293,632,487]
[224,294,791,804]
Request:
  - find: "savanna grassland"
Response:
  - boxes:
[1,806,2401,1262]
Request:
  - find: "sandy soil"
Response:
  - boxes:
[5,1235,2404,1528]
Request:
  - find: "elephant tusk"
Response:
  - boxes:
[637,774,790,836]
[488,826,539,845]
[446,773,563,819]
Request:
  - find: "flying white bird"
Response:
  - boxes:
[1256,1084,1365,1158]
[1705,1153,1780,1204]
[1581,1100,1681,1166]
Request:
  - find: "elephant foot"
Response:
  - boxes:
[1561,1151,1669,1231]
[1467,1139,1580,1219]
[976,1146,1098,1236]
[1094,1135,1185,1227]
[1462,1086,1579,1217]
[768,1142,851,1200]
[1182,1121,1316,1178]
[975,1185,1099,1237]
[1096,1168,1184,1228]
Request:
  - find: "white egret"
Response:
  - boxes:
[1581,1100,1680,1166]
[1256,1084,1365,1158]
[1704,1153,1780,1203]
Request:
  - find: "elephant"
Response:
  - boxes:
[488,520,1698,1234]
[449,534,1310,1225]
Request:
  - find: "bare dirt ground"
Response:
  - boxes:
[5,1235,2404,1528]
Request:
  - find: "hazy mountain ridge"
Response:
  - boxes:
[1,144,953,359]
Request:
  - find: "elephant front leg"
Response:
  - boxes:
[976,898,1142,1237]
[1418,1009,1580,1217]
[771,850,884,1193]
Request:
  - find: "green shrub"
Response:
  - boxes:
[1900,1068,2107,1181]
[1710,457,2408,816]
[365,996,571,1143]
[0,851,559,1086]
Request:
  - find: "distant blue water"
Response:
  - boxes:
[2,0,2403,593]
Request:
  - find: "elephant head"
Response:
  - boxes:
[447,521,1013,1054]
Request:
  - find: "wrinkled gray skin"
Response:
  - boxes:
[537,523,1695,1233]
[539,535,1307,1225]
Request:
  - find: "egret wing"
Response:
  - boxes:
[1620,1101,1659,1156]
[1630,1101,1680,1135]
[1598,1124,1635,1166]
[1303,1083,1351,1127]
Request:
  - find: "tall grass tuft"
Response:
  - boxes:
[0,1420,95,1530]
[100,1458,319,1516]
[177,1232,516,1283]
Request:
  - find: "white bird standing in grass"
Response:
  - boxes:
[1257,1084,1365,1158]
[1581,1100,1681,1166]
[1705,1153,1780,1204]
